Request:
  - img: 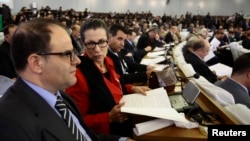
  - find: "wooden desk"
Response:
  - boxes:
[196,88,240,124]
[133,125,206,141]
[133,44,236,140]
[132,106,207,141]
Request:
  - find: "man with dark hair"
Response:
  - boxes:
[120,29,147,64]
[215,53,250,108]
[107,24,155,85]
[0,4,13,27]
[0,24,17,79]
[136,26,162,55]
[70,24,83,54]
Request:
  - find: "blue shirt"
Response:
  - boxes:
[23,79,128,141]
[22,79,92,141]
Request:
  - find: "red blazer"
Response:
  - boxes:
[66,56,132,134]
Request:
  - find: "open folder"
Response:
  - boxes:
[119,87,188,123]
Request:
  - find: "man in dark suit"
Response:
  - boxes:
[120,29,147,64]
[0,24,17,79]
[107,24,155,85]
[70,24,83,54]
[136,26,162,56]
[215,53,250,108]
[0,18,132,141]
[164,26,178,44]
[183,37,226,83]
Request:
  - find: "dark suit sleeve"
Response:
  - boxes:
[122,72,148,84]
[0,117,31,141]
[164,32,173,44]
[127,63,147,73]
[136,34,150,50]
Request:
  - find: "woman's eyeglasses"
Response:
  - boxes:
[84,39,108,49]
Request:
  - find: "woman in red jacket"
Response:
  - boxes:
[66,19,149,138]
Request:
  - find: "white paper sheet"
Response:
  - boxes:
[133,119,174,136]
[146,50,165,58]
[140,56,166,65]
[120,87,188,123]
[209,63,232,77]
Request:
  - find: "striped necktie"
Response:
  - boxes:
[55,96,87,141]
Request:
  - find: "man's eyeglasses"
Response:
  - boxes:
[37,50,77,62]
[84,39,108,49]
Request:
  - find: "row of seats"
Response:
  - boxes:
[172,41,250,124]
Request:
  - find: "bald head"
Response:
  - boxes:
[186,38,210,59]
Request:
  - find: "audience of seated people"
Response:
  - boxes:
[65,19,150,137]
[215,53,250,108]
[0,4,249,132]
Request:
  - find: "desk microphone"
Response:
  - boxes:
[177,73,200,80]
[176,73,200,92]
[187,73,200,79]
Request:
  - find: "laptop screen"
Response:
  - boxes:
[182,81,200,104]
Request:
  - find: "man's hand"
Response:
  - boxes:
[144,46,152,52]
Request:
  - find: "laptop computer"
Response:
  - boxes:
[169,81,200,112]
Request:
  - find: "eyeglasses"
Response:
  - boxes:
[37,50,77,62]
[84,39,108,49]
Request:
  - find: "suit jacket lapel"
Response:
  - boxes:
[61,92,99,140]
[12,78,77,141]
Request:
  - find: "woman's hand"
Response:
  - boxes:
[131,86,150,95]
[109,102,128,123]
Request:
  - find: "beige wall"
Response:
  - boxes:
[9,0,250,17]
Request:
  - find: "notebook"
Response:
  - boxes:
[169,81,200,112]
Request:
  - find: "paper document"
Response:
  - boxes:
[209,63,232,77]
[146,50,165,58]
[210,37,220,51]
[140,56,166,65]
[204,37,221,62]
[204,50,216,62]
[153,47,165,52]
[153,64,169,71]
[120,87,188,123]
[133,113,198,136]
[133,119,174,136]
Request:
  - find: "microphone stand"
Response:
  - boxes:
[170,61,200,94]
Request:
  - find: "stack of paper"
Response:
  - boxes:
[209,63,232,77]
